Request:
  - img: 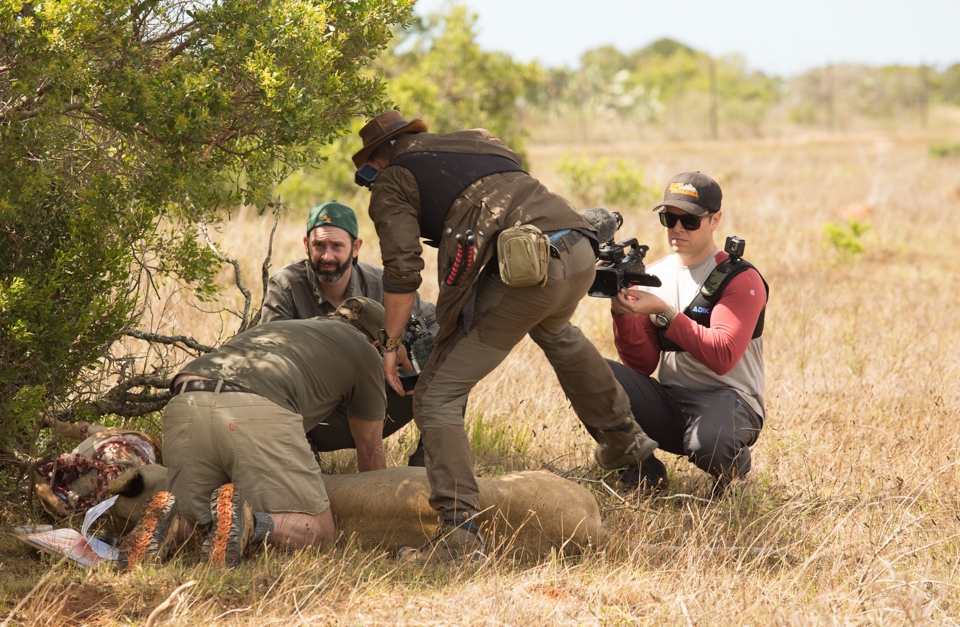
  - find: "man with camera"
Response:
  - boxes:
[352,110,657,562]
[607,171,767,494]
[262,200,438,465]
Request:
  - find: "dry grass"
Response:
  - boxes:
[4,129,960,625]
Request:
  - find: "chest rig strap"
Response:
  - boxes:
[659,258,769,353]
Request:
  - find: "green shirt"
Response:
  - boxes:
[179,318,386,431]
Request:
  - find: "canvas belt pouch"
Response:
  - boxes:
[497,222,550,288]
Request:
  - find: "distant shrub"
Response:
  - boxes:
[929,141,960,159]
[554,154,658,210]
[823,219,869,257]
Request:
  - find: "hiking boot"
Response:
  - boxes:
[201,483,254,567]
[594,419,658,470]
[117,491,180,569]
[398,520,486,564]
[619,454,669,494]
[407,439,426,467]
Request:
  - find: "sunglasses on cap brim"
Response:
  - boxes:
[658,210,712,231]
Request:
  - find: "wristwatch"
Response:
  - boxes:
[653,305,678,328]
[378,328,403,352]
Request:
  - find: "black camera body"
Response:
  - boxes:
[588,238,662,298]
[354,163,379,189]
[399,314,433,378]
[725,236,745,262]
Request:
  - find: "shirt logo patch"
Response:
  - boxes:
[669,182,699,198]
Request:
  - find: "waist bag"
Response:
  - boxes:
[497,222,550,287]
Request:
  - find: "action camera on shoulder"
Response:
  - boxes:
[725,236,745,262]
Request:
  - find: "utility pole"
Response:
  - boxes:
[825,64,835,131]
[919,64,929,129]
[709,57,719,140]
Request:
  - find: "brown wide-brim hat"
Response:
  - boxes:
[352,110,428,168]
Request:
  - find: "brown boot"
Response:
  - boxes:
[117,491,181,569]
[595,419,658,470]
[201,484,254,567]
[398,520,486,564]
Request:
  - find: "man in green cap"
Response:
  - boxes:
[262,200,438,465]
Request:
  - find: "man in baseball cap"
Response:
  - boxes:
[261,200,437,466]
[653,171,723,215]
[602,171,769,496]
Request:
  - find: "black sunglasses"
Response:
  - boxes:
[658,210,710,231]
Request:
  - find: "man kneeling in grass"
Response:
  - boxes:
[118,297,387,568]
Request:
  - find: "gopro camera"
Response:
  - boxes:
[724,236,745,262]
[354,163,380,189]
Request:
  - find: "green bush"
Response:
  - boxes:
[823,219,869,257]
[554,154,658,210]
[928,141,960,159]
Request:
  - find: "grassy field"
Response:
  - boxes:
[3,129,960,625]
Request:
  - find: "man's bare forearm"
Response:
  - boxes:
[349,417,386,471]
[383,291,417,339]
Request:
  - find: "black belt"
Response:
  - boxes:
[547,229,585,258]
[171,379,256,396]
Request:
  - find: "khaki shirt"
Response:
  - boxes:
[178,318,386,431]
[261,260,439,336]
[367,129,597,344]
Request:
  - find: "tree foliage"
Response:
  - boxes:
[383,4,538,155]
[528,38,782,138]
[275,3,538,209]
[0,0,413,456]
[553,154,657,211]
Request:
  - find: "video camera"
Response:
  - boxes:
[398,314,434,378]
[587,211,662,298]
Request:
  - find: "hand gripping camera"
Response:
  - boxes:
[586,210,662,298]
[398,314,434,376]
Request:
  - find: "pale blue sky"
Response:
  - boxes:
[413,0,960,76]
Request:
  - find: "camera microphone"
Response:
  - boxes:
[580,207,621,243]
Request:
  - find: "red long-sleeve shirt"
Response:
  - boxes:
[611,250,767,417]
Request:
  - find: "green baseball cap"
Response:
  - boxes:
[306,201,359,239]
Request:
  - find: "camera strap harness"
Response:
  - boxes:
[658,257,769,353]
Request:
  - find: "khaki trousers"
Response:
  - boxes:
[413,236,632,519]
[163,389,330,524]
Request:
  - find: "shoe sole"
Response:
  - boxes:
[117,491,178,569]
[201,484,245,567]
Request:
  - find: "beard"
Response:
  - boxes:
[310,256,353,283]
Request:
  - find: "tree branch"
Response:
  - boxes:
[143,20,197,47]
[248,209,279,329]
[124,328,215,354]
[1,101,84,124]
[197,219,254,333]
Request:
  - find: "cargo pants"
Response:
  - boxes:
[413,235,633,521]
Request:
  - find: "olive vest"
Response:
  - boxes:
[387,151,525,246]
